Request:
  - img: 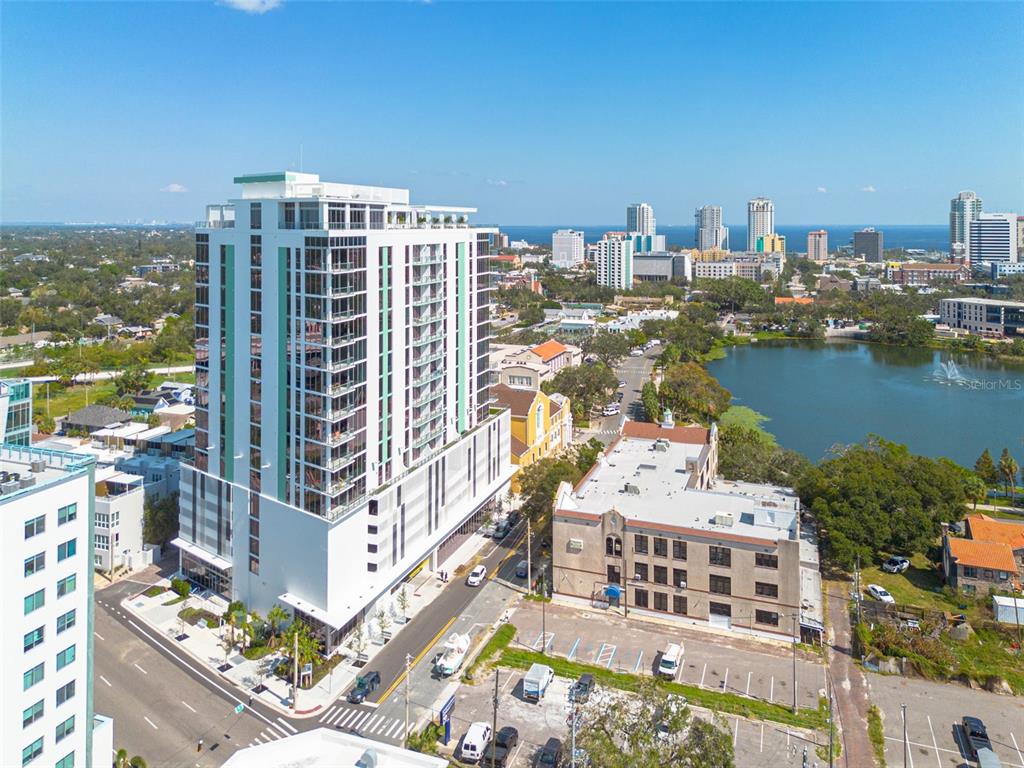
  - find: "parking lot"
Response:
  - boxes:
[870,674,1024,768]
[510,600,828,712]
[450,666,822,767]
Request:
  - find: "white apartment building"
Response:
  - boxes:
[807,230,828,261]
[595,237,634,289]
[694,261,738,280]
[182,172,513,652]
[949,190,983,254]
[695,205,729,252]
[93,468,145,573]
[939,297,1024,338]
[626,203,656,236]
[969,213,1018,265]
[1,443,104,768]
[551,229,585,269]
[747,198,774,251]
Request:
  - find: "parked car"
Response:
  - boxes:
[462,721,493,763]
[573,673,595,703]
[482,726,520,767]
[882,556,910,573]
[535,737,564,767]
[630,348,644,357]
[618,379,627,387]
[346,670,380,704]
[962,716,993,758]
[506,509,521,528]
[602,404,620,416]
[515,559,529,579]
[467,565,487,586]
[493,520,509,539]
[866,584,895,604]
[657,642,684,679]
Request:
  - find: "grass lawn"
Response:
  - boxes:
[944,627,1024,694]
[33,381,118,421]
[143,585,167,598]
[859,553,958,613]
[719,405,777,443]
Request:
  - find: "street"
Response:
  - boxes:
[587,348,658,444]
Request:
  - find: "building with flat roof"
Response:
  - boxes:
[886,262,970,286]
[969,213,1018,265]
[939,297,1024,338]
[223,727,447,768]
[595,237,634,289]
[626,203,656,236]
[0,378,32,446]
[0,442,105,768]
[853,228,884,262]
[632,251,692,283]
[746,198,774,252]
[695,205,728,252]
[756,233,786,254]
[950,191,983,255]
[807,230,828,262]
[551,420,823,642]
[183,172,513,653]
[551,229,585,269]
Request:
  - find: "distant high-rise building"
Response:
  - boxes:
[551,229,585,269]
[853,228,884,262]
[695,206,729,252]
[596,237,634,289]
[626,203,656,236]
[949,191,983,255]
[1017,216,1024,260]
[807,230,828,261]
[747,198,774,251]
[183,172,513,652]
[756,233,786,254]
[629,233,666,254]
[969,213,1018,264]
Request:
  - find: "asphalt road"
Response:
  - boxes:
[588,349,657,444]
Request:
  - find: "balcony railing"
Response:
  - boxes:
[412,331,444,346]
[412,387,443,408]
[411,369,443,389]
[325,380,361,398]
[324,357,359,374]
[412,408,443,429]
[412,312,442,327]
[195,220,235,229]
[278,220,323,230]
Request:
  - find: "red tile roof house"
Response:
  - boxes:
[942,515,1024,594]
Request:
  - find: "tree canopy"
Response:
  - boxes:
[542,362,617,421]
[657,362,731,425]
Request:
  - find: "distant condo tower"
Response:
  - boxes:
[626,203,656,236]
[747,198,774,251]
[807,230,828,261]
[969,213,1018,264]
[949,190,983,255]
[695,205,729,252]
[853,227,884,262]
[551,229,585,268]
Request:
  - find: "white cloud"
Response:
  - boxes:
[160,183,188,193]
[860,185,877,193]
[486,179,509,187]
[816,186,828,194]
[221,0,282,14]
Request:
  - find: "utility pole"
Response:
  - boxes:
[292,629,299,713]
[404,653,412,746]
[902,703,908,768]
[827,678,834,768]
[541,564,547,655]
[792,614,798,714]
[527,519,532,595]
[490,670,499,767]
[855,555,863,626]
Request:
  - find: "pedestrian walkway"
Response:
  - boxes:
[315,702,411,740]
[826,582,876,768]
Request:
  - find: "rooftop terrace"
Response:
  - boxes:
[0,443,94,502]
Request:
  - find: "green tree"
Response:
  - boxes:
[396,585,410,622]
[266,604,289,649]
[143,493,179,545]
[963,474,988,511]
[518,304,545,326]
[542,362,617,420]
[657,362,731,424]
[975,448,1000,486]
[587,330,631,367]
[576,678,734,768]
[575,437,605,475]
[115,364,153,396]
[114,749,147,768]
[518,456,583,522]
[282,620,320,667]
[694,276,767,312]
[641,381,661,423]
[999,448,1019,501]
[718,425,809,485]
[171,577,190,600]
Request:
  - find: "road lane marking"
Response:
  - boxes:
[366,714,384,732]
[745,671,751,696]
[144,716,159,730]
[375,615,456,704]
[1011,732,1024,766]
[699,663,707,688]
[94,631,105,641]
[269,722,290,738]
[733,718,739,747]
[532,631,554,651]
[352,711,372,729]
[134,663,148,675]
[722,667,729,692]
[926,716,941,768]
[339,710,360,727]
[760,723,764,752]
[277,717,298,733]
[372,717,391,734]
[769,675,774,702]
[883,736,957,756]
[261,730,276,741]
[99,675,112,687]
[182,701,197,713]
[387,720,404,738]
[319,705,337,723]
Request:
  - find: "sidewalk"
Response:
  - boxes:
[826,582,876,768]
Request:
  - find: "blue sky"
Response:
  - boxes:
[2,1,1022,225]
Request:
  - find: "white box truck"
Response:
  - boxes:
[523,663,555,701]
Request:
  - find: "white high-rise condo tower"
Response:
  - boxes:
[596,237,634,289]
[182,172,514,653]
[949,191,983,255]
[695,205,729,252]
[551,229,585,268]
[626,203,656,236]
[969,213,1018,265]
[747,198,774,251]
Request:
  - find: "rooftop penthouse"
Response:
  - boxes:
[198,171,479,231]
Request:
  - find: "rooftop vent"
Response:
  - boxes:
[19,476,36,489]
[1,480,20,495]
[623,483,641,495]
[653,438,670,452]
[637,463,657,472]
[712,513,734,527]
[30,459,46,473]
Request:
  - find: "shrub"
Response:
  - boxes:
[170,578,190,600]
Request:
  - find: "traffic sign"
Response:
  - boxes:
[234,703,244,714]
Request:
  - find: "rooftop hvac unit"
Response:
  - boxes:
[30,459,46,473]
[623,483,641,495]
[19,476,36,489]
[568,538,584,553]
[712,513,734,527]
[1,481,20,495]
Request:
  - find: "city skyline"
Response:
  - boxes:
[2,2,1022,224]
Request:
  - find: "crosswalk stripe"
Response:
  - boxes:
[330,707,349,726]
[372,717,391,734]
[340,709,361,727]
[352,711,373,729]
[277,717,299,734]
[319,705,337,723]
[364,714,382,732]
[269,723,289,738]
[386,720,404,738]
[261,730,277,741]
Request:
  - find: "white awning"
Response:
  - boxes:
[278,592,351,630]
[171,537,232,571]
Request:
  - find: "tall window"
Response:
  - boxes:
[653,537,668,557]
[634,534,649,555]
[672,540,687,560]
[24,515,45,539]
[755,552,779,569]
[24,627,44,652]
[23,663,44,690]
[709,545,731,567]
[57,575,76,598]
[633,588,649,608]
[605,536,622,556]
[24,552,45,577]
[653,565,668,585]
[250,202,262,229]
[56,715,75,742]
[709,574,732,595]
[672,595,687,615]
[56,645,76,671]
[58,504,77,525]
[57,538,76,561]
[24,589,45,615]
[672,568,687,587]
[56,680,75,706]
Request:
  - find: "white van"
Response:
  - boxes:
[461,721,493,762]
[657,642,684,679]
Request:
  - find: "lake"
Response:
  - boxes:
[707,340,1024,467]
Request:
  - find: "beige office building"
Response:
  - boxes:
[551,421,823,642]
[807,230,828,261]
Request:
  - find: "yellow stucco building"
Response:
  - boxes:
[492,383,573,490]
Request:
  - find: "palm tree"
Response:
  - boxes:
[115,749,147,768]
[267,604,288,649]
[999,449,1019,502]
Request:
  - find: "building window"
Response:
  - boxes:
[672,568,687,588]
[58,504,77,525]
[55,753,74,768]
[22,737,43,766]
[24,552,45,577]
[709,601,732,617]
[653,537,668,557]
[634,563,649,581]
[962,566,978,578]
[672,595,687,615]
[57,538,77,561]
[755,582,779,598]
[672,540,687,560]
[709,545,731,567]
[250,202,262,230]
[56,680,75,706]
[56,715,75,742]
[653,565,668,585]
[22,700,44,728]
[57,575,76,597]
[653,592,668,612]
[607,564,621,584]
[23,663,44,690]
[24,589,45,615]
[605,536,622,556]
[57,610,76,634]
[755,552,779,569]
[709,574,732,595]
[25,515,45,539]
[56,645,76,671]
[633,588,649,608]
[755,610,780,626]
[24,626,44,652]
[634,534,649,555]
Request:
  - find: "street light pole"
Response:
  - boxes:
[540,564,547,655]
[404,653,412,746]
[792,614,798,714]
[490,670,499,767]
[902,703,908,768]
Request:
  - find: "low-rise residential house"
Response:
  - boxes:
[489,340,583,390]
[551,419,824,643]
[61,404,131,434]
[943,515,1024,593]
[816,274,851,292]
[92,313,124,334]
[492,384,572,490]
[605,309,679,333]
